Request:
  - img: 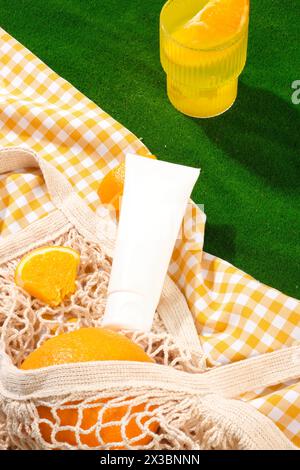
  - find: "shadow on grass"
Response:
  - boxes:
[204,224,237,265]
[199,83,300,195]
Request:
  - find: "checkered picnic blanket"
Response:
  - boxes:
[0,28,299,447]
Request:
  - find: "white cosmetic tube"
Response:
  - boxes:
[102,154,200,332]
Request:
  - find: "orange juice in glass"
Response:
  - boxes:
[160,0,250,118]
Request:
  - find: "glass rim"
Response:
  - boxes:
[160,0,249,53]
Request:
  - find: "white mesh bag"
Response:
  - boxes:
[0,148,297,450]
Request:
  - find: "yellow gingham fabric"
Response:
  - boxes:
[0,28,299,447]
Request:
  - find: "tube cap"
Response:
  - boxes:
[102,291,154,332]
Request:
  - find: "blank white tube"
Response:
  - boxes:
[102,153,200,332]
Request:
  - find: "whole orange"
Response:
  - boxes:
[21,328,158,449]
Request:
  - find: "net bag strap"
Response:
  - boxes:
[1,342,300,400]
[0,147,115,256]
[0,147,73,207]
[158,275,202,352]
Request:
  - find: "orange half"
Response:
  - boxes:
[15,246,80,306]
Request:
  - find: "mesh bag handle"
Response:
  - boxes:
[1,340,300,400]
[0,147,73,207]
[158,275,202,352]
[0,147,115,257]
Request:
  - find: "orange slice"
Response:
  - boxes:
[172,0,249,49]
[98,153,156,212]
[15,246,80,306]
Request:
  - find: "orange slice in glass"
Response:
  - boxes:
[173,0,249,49]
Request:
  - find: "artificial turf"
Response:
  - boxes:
[0,0,299,298]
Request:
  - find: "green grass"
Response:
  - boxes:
[0,0,299,298]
